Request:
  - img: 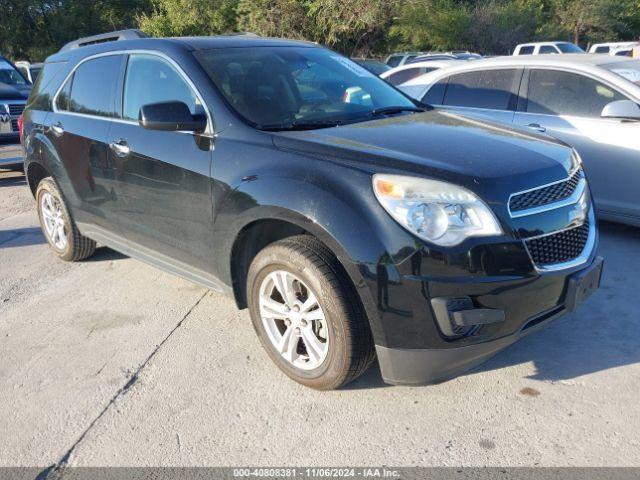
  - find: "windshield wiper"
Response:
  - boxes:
[369,106,426,117]
[258,120,344,131]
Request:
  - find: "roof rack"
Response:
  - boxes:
[59,29,149,52]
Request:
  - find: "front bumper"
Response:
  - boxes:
[374,255,603,385]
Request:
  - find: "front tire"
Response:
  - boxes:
[247,235,375,390]
[36,177,96,261]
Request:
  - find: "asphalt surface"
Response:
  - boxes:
[1,168,639,469]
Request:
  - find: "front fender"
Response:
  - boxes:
[212,174,419,347]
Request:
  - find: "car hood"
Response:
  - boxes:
[271,110,575,204]
[0,82,31,100]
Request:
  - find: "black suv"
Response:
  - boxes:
[22,30,603,389]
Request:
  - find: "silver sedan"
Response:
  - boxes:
[399,54,640,227]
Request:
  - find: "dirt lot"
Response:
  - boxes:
[1,168,639,470]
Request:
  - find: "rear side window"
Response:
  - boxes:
[422,77,448,105]
[122,54,200,121]
[441,69,520,110]
[594,46,610,54]
[58,55,121,117]
[519,46,535,55]
[387,56,403,68]
[29,62,68,111]
[387,67,436,86]
[526,69,627,118]
[539,45,558,54]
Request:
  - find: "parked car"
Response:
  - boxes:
[611,45,639,58]
[352,58,391,76]
[1,55,30,169]
[384,51,428,68]
[381,59,462,86]
[15,61,43,83]
[514,42,585,55]
[22,30,602,389]
[589,42,639,55]
[398,54,640,227]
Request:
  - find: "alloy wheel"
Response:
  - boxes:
[258,270,329,370]
[40,191,68,250]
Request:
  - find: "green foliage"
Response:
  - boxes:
[1,0,639,62]
[0,0,152,60]
[139,0,238,37]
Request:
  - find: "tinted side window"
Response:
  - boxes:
[388,68,424,86]
[123,54,200,121]
[442,69,519,110]
[539,45,558,54]
[422,77,448,105]
[29,62,68,111]
[527,69,627,118]
[56,76,72,111]
[387,56,402,68]
[68,55,121,117]
[594,46,610,54]
[519,46,535,55]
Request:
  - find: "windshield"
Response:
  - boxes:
[0,59,28,85]
[557,43,585,53]
[603,60,640,86]
[194,46,417,130]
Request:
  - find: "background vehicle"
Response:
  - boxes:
[589,42,640,55]
[0,55,30,169]
[408,52,483,63]
[384,51,428,67]
[514,42,585,55]
[611,45,639,58]
[381,59,462,86]
[14,61,43,83]
[352,58,391,75]
[398,54,640,227]
[23,31,601,390]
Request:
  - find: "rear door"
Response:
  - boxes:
[107,52,214,268]
[46,54,125,232]
[513,68,640,221]
[421,68,523,125]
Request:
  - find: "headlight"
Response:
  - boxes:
[373,174,502,247]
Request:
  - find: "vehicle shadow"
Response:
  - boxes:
[347,221,640,390]
[0,227,45,248]
[83,246,128,262]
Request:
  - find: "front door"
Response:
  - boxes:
[514,68,640,222]
[107,53,214,269]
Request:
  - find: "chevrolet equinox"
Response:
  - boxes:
[21,30,603,389]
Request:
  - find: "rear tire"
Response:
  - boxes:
[247,235,375,390]
[36,177,96,261]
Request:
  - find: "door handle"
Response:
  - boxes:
[109,139,130,157]
[526,123,546,133]
[50,122,64,137]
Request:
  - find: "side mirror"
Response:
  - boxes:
[601,99,640,120]
[139,101,207,132]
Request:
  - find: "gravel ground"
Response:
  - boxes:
[0,168,639,470]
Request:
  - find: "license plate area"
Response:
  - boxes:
[565,256,604,312]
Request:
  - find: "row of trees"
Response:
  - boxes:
[2,0,640,62]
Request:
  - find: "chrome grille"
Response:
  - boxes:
[525,221,590,267]
[8,104,25,116]
[510,168,583,213]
